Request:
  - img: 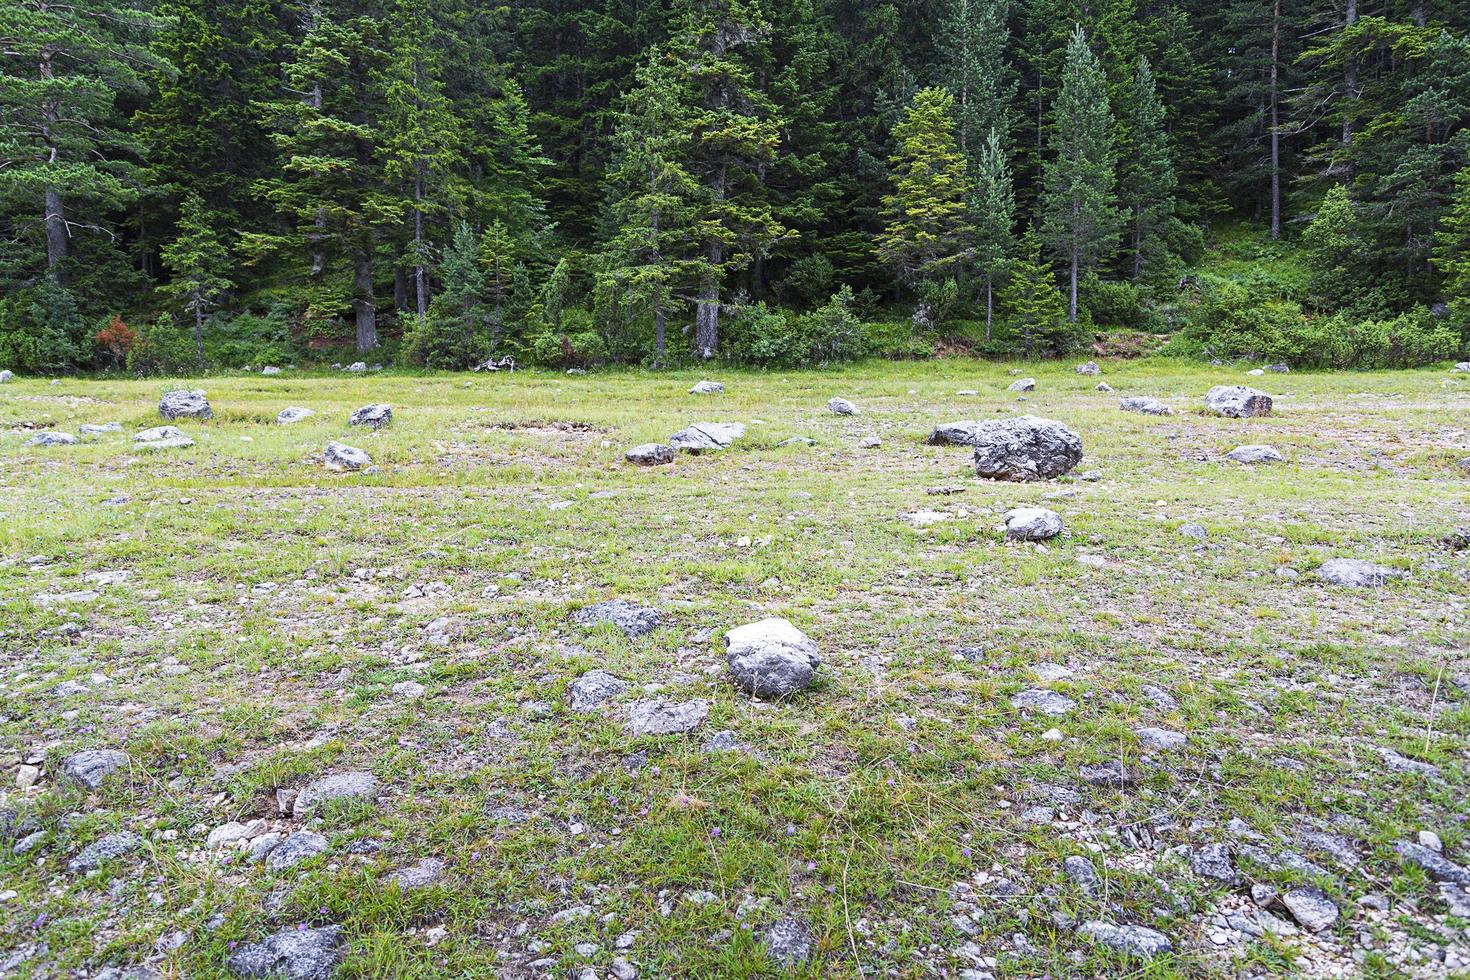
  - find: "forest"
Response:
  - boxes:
[2,0,1470,373]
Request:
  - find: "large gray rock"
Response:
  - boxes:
[1120,397,1171,416]
[572,599,661,637]
[61,749,130,788]
[134,425,194,449]
[323,442,370,472]
[970,416,1084,482]
[625,699,709,735]
[928,421,984,446]
[25,431,78,447]
[1282,887,1339,932]
[277,407,314,424]
[689,380,724,395]
[1204,385,1272,418]
[1226,444,1283,464]
[1318,558,1399,588]
[69,832,143,873]
[348,403,392,429]
[568,670,630,712]
[669,422,745,453]
[265,832,328,871]
[1076,362,1101,376]
[292,772,379,819]
[0,370,11,383]
[762,916,814,967]
[625,443,674,466]
[1076,921,1173,959]
[725,618,820,698]
[159,390,212,420]
[827,397,860,416]
[261,366,283,376]
[1004,507,1064,542]
[226,926,342,980]
[1011,690,1076,716]
[1395,841,1470,884]
[1007,377,1037,392]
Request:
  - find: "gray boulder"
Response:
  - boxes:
[928,421,984,446]
[669,422,745,453]
[383,857,445,890]
[226,926,342,980]
[625,699,709,735]
[762,916,814,967]
[1011,689,1075,716]
[79,423,122,436]
[323,442,370,472]
[1080,760,1135,788]
[1076,921,1173,959]
[1004,507,1064,542]
[292,772,379,818]
[1395,841,1470,884]
[1120,397,1171,416]
[1076,361,1101,375]
[346,361,367,372]
[625,443,674,466]
[1455,362,1470,373]
[725,618,820,698]
[1226,444,1283,464]
[971,416,1084,481]
[25,431,78,447]
[1189,843,1236,882]
[568,670,630,712]
[277,407,314,424]
[348,403,392,429]
[134,425,194,449]
[572,599,661,638]
[261,366,283,376]
[827,397,860,416]
[1179,523,1208,541]
[1008,377,1037,392]
[69,832,143,873]
[1204,385,1272,418]
[1282,887,1339,932]
[0,370,11,382]
[689,380,724,395]
[62,749,130,788]
[266,832,327,871]
[1318,558,1399,588]
[1135,727,1187,751]
[159,389,212,420]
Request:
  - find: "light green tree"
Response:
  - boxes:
[159,193,235,368]
[1117,56,1177,280]
[877,87,974,290]
[972,129,1016,341]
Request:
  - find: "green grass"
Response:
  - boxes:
[0,358,1467,977]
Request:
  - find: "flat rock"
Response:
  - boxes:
[1063,855,1099,894]
[24,431,78,446]
[1318,558,1398,587]
[827,397,859,415]
[323,441,370,472]
[1079,760,1135,788]
[61,749,130,788]
[1012,690,1075,716]
[572,599,661,638]
[1189,843,1236,882]
[762,916,814,967]
[669,422,745,453]
[1076,362,1100,375]
[261,366,283,375]
[1008,378,1037,392]
[1282,886,1339,932]
[625,699,708,736]
[1004,507,1064,542]
[348,403,392,429]
[1226,444,1283,464]
[159,390,212,420]
[1120,396,1171,416]
[568,670,630,712]
[970,416,1084,482]
[725,618,820,698]
[292,772,379,819]
[226,925,342,980]
[266,832,327,871]
[1395,841,1470,884]
[1378,747,1441,778]
[277,407,314,424]
[689,380,724,395]
[134,425,194,449]
[929,421,985,446]
[1076,921,1173,959]
[1179,522,1208,541]
[626,443,674,466]
[1204,385,1272,418]
[383,857,445,890]
[79,423,122,435]
[69,832,143,873]
[1135,727,1187,751]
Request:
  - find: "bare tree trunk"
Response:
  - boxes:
[695,247,721,358]
[985,273,994,343]
[393,266,408,310]
[654,305,666,367]
[40,44,67,283]
[413,171,428,321]
[193,300,206,370]
[1069,247,1079,324]
[353,246,379,351]
[1132,218,1144,280]
[1342,0,1358,153]
[1269,0,1282,241]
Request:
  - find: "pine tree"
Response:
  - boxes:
[1000,227,1071,356]
[1432,168,1470,310]
[597,52,701,365]
[403,221,490,368]
[938,0,1017,160]
[972,129,1016,341]
[0,0,167,283]
[159,193,235,368]
[1040,25,1121,323]
[878,87,974,289]
[1117,56,1177,280]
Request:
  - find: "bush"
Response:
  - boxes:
[94,314,138,369]
[721,289,870,368]
[127,313,197,375]
[1081,275,1154,330]
[777,255,836,308]
[0,283,88,372]
[207,311,293,367]
[527,330,607,369]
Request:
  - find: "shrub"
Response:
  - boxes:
[720,301,798,367]
[0,283,87,372]
[95,314,138,368]
[721,289,869,368]
[1081,274,1152,329]
[207,311,293,367]
[127,313,196,375]
[528,330,607,369]
[777,255,836,308]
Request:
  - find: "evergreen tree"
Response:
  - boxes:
[159,193,234,368]
[972,129,1017,341]
[877,87,974,289]
[1117,56,1177,280]
[403,221,490,368]
[1000,227,1071,355]
[597,52,701,365]
[1302,185,1369,313]
[1040,25,1121,323]
[0,0,167,283]
[938,0,1017,160]
[1432,167,1470,313]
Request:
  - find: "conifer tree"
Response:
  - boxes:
[1000,227,1071,356]
[403,221,490,368]
[1432,168,1470,312]
[938,0,1017,160]
[972,129,1017,341]
[878,87,974,289]
[1117,56,1177,280]
[159,193,234,368]
[1040,25,1121,323]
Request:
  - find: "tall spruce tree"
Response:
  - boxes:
[1040,25,1121,323]
[938,0,1017,159]
[1000,226,1070,355]
[972,129,1017,340]
[878,87,974,290]
[1117,56,1177,280]
[1432,167,1470,316]
[159,192,234,368]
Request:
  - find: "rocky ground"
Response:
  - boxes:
[0,361,1466,978]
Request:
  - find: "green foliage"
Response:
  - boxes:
[1080,274,1153,330]
[971,128,1017,339]
[206,312,292,368]
[721,287,869,368]
[878,87,973,288]
[127,313,197,375]
[402,222,493,369]
[0,284,87,372]
[527,330,608,370]
[999,229,1076,356]
[1302,186,1381,317]
[1117,57,1177,279]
